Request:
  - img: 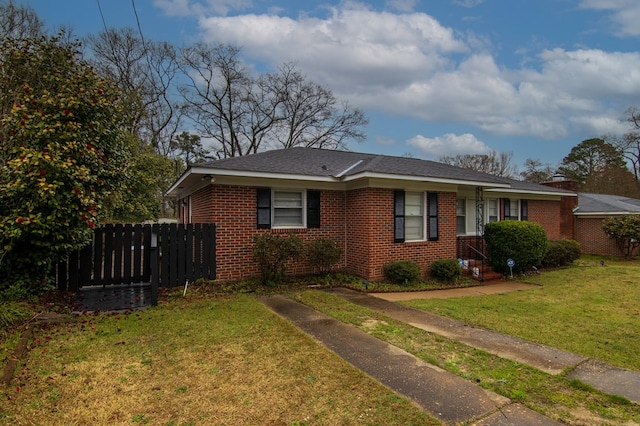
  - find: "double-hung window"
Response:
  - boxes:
[456,198,466,235]
[273,191,304,227]
[487,199,498,223]
[504,199,520,221]
[257,188,320,229]
[404,192,425,241]
[394,191,438,242]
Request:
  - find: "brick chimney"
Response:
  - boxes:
[541,174,578,240]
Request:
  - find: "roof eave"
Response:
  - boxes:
[166,167,341,197]
[485,188,577,197]
[574,211,640,216]
[341,171,512,188]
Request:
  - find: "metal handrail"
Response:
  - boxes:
[466,244,487,261]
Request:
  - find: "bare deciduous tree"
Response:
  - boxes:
[439,150,517,178]
[87,28,182,155]
[610,107,640,181]
[178,44,367,158]
[519,158,556,183]
[270,62,367,150]
[0,0,43,40]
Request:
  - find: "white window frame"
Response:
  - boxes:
[505,199,520,221]
[456,198,466,235]
[404,192,425,241]
[272,189,306,228]
[487,199,499,223]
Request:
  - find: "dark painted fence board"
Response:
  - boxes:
[56,223,216,302]
[133,225,142,282]
[103,224,114,285]
[123,224,133,284]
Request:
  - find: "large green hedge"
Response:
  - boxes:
[484,221,548,273]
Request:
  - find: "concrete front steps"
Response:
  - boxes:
[461,259,503,282]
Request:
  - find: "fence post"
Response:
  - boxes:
[150,224,159,306]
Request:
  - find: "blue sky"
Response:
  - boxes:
[19,0,640,171]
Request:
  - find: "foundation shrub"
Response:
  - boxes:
[383,261,420,285]
[305,237,343,274]
[252,233,303,285]
[430,259,462,283]
[484,221,547,273]
[542,239,581,268]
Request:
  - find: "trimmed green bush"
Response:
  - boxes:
[383,261,420,285]
[430,259,462,283]
[542,239,581,268]
[484,221,548,273]
[306,237,343,274]
[252,233,303,284]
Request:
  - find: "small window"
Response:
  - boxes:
[456,198,466,235]
[487,199,498,223]
[404,192,424,241]
[273,190,304,227]
[505,199,519,221]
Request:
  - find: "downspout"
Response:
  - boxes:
[332,161,364,276]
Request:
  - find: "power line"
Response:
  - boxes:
[131,0,149,53]
[95,0,109,34]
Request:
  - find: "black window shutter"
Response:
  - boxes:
[521,200,528,221]
[256,188,271,229]
[307,190,320,228]
[394,190,405,243]
[503,198,510,219]
[428,192,438,241]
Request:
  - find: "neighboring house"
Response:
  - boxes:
[541,177,640,256]
[166,147,575,281]
[574,192,640,256]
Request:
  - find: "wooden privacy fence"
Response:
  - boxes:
[56,223,216,304]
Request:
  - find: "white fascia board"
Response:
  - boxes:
[575,211,640,216]
[166,167,339,197]
[341,171,511,188]
[208,168,338,182]
[484,188,577,197]
[165,168,203,196]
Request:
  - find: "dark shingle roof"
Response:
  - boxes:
[576,193,640,214]
[197,147,511,184]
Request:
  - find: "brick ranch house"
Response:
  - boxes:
[544,177,640,257]
[166,147,577,281]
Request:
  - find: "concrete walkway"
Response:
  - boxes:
[261,283,640,424]
[371,282,538,301]
[261,295,561,425]
[329,287,640,404]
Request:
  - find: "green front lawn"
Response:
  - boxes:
[1,296,435,426]
[401,257,640,371]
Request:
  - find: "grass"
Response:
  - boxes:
[402,256,640,371]
[292,289,640,425]
[1,295,436,426]
[3,256,640,425]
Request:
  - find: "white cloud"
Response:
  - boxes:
[375,136,397,146]
[180,1,640,142]
[154,0,252,16]
[453,0,485,8]
[569,115,630,136]
[406,133,490,158]
[197,3,468,91]
[386,0,418,12]
[579,0,640,36]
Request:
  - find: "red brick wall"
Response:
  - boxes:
[528,200,562,240]
[540,180,578,239]
[345,188,458,280]
[188,185,347,281]
[186,185,460,281]
[575,217,622,256]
